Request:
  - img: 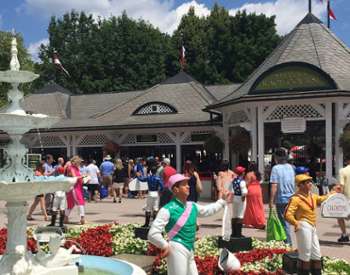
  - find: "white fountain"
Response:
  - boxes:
[0,35,78,274]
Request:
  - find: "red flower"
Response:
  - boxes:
[0,228,37,254]
[65,224,113,256]
[147,243,161,256]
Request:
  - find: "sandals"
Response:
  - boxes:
[27,216,34,221]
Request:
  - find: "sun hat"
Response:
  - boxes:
[162,158,171,165]
[168,173,189,190]
[104,155,112,160]
[295,174,313,186]
[234,166,246,175]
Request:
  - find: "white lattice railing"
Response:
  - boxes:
[78,134,107,145]
[266,104,324,121]
[32,135,65,147]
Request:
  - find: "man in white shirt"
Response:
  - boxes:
[337,156,350,242]
[86,159,100,202]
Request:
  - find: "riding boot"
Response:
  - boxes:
[152,211,158,221]
[49,212,57,226]
[310,260,322,275]
[230,218,236,238]
[236,223,244,238]
[297,259,310,275]
[143,211,151,227]
[59,212,65,228]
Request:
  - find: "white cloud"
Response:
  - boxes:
[22,0,327,36]
[229,0,326,35]
[28,38,49,62]
[22,0,209,34]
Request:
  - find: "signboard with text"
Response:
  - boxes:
[281,118,306,134]
[321,193,350,218]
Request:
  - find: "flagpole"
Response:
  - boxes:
[327,0,330,28]
[309,0,312,13]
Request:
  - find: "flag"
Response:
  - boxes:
[321,0,336,20]
[52,50,70,77]
[328,7,336,20]
[179,45,186,69]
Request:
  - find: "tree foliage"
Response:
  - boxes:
[36,11,170,94]
[174,5,281,84]
[32,5,281,93]
[0,31,34,106]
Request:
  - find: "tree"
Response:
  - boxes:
[172,4,281,84]
[36,11,170,94]
[0,31,34,106]
[230,11,280,82]
[34,6,281,93]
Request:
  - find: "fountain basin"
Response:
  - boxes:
[78,255,146,275]
[0,70,39,83]
[0,113,59,135]
[0,179,75,202]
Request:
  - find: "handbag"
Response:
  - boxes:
[266,208,287,241]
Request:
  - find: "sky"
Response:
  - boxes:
[0,0,349,62]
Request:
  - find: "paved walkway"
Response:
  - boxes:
[1,197,349,261]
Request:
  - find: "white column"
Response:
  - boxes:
[0,202,31,275]
[335,102,344,177]
[71,135,77,156]
[5,202,27,253]
[251,106,257,162]
[176,136,181,172]
[257,105,265,176]
[325,102,333,181]
[223,122,230,161]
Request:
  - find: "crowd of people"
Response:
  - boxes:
[25,154,203,226]
[24,149,350,274]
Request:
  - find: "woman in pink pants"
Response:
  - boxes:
[64,155,85,225]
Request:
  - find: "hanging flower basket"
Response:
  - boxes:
[103,141,120,155]
[204,135,224,154]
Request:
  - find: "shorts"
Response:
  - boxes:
[112,182,124,189]
[87,184,99,194]
[102,175,112,186]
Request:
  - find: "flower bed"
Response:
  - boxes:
[1,224,350,274]
[0,228,37,254]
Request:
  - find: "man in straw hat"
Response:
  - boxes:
[284,174,341,275]
[148,173,231,275]
[100,154,114,197]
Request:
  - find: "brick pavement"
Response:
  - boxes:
[0,197,349,261]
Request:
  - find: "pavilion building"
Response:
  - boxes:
[8,72,236,173]
[206,13,350,182]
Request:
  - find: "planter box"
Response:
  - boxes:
[218,236,252,253]
[282,251,298,274]
[134,227,149,240]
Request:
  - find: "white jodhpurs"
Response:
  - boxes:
[222,203,232,241]
[232,196,246,219]
[295,220,321,262]
[167,241,198,275]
